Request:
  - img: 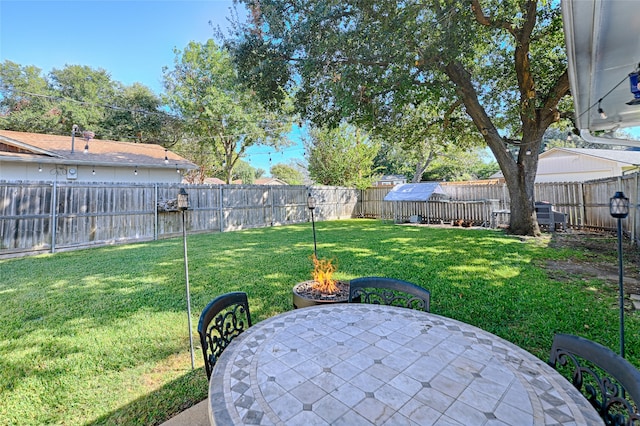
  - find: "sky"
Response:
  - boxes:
[0,0,305,175]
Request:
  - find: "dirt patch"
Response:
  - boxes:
[402,223,640,301]
[544,230,640,296]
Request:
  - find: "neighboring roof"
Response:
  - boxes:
[383,182,447,202]
[202,177,226,184]
[377,174,407,181]
[540,148,640,165]
[255,177,287,185]
[0,130,197,170]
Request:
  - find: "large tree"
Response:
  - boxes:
[227,0,571,235]
[0,61,172,143]
[162,40,293,184]
[48,65,116,135]
[0,61,59,132]
[102,82,169,144]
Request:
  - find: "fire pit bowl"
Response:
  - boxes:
[292,280,350,309]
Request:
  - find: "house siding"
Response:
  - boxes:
[0,161,185,184]
[536,153,619,182]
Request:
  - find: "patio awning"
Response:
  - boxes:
[383,182,448,202]
[561,0,640,146]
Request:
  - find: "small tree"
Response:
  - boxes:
[163,40,292,183]
[233,160,258,184]
[375,100,483,182]
[306,124,380,189]
[270,163,304,184]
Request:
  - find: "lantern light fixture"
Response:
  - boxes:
[178,187,189,211]
[610,191,630,218]
[627,71,640,105]
[307,194,316,210]
[82,131,94,154]
[307,192,317,258]
[609,191,630,359]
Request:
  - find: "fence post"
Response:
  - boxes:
[50,180,57,253]
[154,184,158,241]
[579,182,585,229]
[219,185,224,233]
[269,187,274,226]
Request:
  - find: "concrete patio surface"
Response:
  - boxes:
[160,399,208,426]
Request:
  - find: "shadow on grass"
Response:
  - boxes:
[86,367,208,426]
[5,219,638,424]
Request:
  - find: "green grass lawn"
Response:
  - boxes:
[1,219,638,425]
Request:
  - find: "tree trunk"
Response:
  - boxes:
[444,61,547,236]
[503,161,541,236]
[411,150,434,183]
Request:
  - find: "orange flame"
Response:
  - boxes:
[311,256,339,294]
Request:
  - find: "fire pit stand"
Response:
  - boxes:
[292,280,350,309]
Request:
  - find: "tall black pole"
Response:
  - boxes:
[617,217,625,359]
[182,209,195,369]
[311,209,317,259]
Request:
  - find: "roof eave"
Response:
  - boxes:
[0,154,198,170]
[0,135,63,158]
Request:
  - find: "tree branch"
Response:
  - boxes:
[513,1,538,129]
[542,69,570,112]
[443,60,517,178]
[442,99,463,129]
[470,0,515,36]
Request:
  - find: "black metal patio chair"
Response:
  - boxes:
[548,333,640,425]
[197,291,252,380]
[348,276,431,312]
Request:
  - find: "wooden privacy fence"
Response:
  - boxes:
[0,182,358,257]
[362,175,640,244]
[359,186,503,226]
[3,173,640,256]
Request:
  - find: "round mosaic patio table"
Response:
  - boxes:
[208,304,603,425]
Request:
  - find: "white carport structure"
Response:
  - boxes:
[383,182,448,223]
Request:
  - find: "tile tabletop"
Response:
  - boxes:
[209,304,603,425]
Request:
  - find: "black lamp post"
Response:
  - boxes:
[307,193,317,259]
[178,187,195,369]
[609,191,629,358]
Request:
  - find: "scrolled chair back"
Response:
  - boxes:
[197,291,252,380]
[348,276,430,312]
[549,333,640,426]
